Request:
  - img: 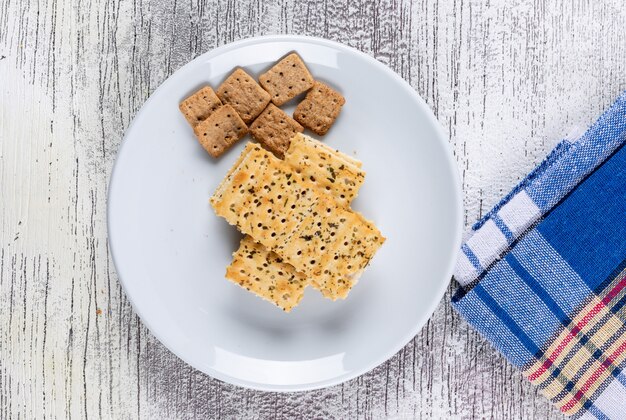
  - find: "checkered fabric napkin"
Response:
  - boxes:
[452,91,626,419]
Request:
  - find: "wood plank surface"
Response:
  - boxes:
[1,0,625,418]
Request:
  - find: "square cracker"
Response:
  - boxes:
[284,133,365,208]
[179,86,222,127]
[293,81,345,135]
[259,53,315,106]
[226,235,307,312]
[279,198,384,300]
[287,132,362,168]
[193,105,248,158]
[217,68,270,124]
[210,145,385,300]
[250,104,304,158]
[311,211,385,299]
[224,137,367,305]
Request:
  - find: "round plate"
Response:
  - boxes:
[108,35,462,391]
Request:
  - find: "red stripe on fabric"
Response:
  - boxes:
[528,332,575,381]
[528,304,602,381]
[560,338,626,413]
[602,276,626,304]
[528,276,626,382]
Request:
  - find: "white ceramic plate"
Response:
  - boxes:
[108,35,462,391]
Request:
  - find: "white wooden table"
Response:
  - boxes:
[2,0,625,418]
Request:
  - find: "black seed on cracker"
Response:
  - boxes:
[216,68,270,124]
[210,144,385,301]
[193,105,248,158]
[250,104,304,158]
[294,81,345,136]
[179,86,222,127]
[259,53,314,106]
[225,235,307,312]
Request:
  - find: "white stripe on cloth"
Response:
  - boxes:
[592,378,626,419]
[497,191,541,237]
[467,220,509,266]
[454,253,479,286]
[453,220,509,287]
[454,190,541,287]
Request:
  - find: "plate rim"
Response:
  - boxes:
[107,34,463,392]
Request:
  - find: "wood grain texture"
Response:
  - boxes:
[1,0,625,418]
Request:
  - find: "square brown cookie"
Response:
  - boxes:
[216,68,270,124]
[249,104,303,158]
[293,81,345,135]
[193,105,248,158]
[179,86,222,127]
[259,53,315,106]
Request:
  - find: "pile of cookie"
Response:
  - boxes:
[210,134,385,311]
[179,52,385,312]
[179,53,345,158]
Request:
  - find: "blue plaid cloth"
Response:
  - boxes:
[452,91,626,419]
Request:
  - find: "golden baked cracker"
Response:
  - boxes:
[311,213,386,299]
[217,68,271,124]
[179,86,222,127]
[284,199,385,300]
[287,132,362,168]
[226,235,307,312]
[212,142,258,200]
[193,105,247,158]
[282,198,343,272]
[214,137,361,210]
[250,104,303,158]
[284,133,365,208]
[259,53,314,106]
[222,137,371,300]
[210,146,385,300]
[210,145,276,232]
[208,145,309,234]
[226,135,367,302]
[227,157,314,250]
[237,186,309,251]
[294,81,345,135]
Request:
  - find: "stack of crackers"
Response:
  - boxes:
[179,52,384,311]
[179,53,345,158]
[210,134,385,311]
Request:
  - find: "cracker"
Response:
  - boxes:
[210,145,385,300]
[288,132,362,168]
[225,137,367,302]
[250,104,303,158]
[278,199,384,300]
[212,142,258,199]
[193,105,248,158]
[284,133,365,208]
[226,235,307,312]
[216,68,270,124]
[216,138,362,210]
[179,86,222,127]
[259,53,315,106]
[312,212,386,299]
[293,81,345,135]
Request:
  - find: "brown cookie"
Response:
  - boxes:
[293,81,345,135]
[193,105,248,158]
[259,53,315,106]
[179,86,222,127]
[216,68,270,124]
[249,104,303,158]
